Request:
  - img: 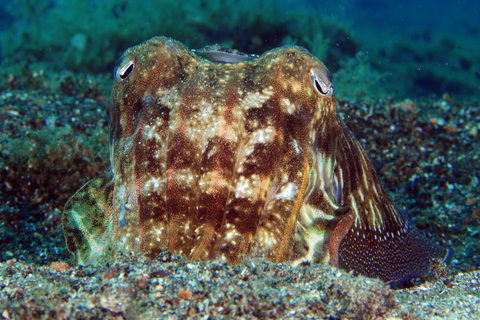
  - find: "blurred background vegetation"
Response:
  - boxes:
[0,0,478,101]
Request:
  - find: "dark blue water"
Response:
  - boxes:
[300,0,480,99]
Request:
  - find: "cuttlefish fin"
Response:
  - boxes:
[333,118,449,283]
[62,173,115,265]
[338,220,450,284]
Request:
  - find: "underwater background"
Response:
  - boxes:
[1,0,479,100]
[0,0,479,318]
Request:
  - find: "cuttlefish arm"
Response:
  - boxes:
[329,118,449,283]
[62,173,116,265]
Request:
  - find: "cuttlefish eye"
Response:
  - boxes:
[310,67,333,98]
[115,57,136,81]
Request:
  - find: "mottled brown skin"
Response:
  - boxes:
[63,36,448,283]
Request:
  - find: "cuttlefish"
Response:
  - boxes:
[63,36,449,283]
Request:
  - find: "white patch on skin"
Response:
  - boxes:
[187,120,218,141]
[296,205,317,228]
[368,204,376,232]
[115,184,128,228]
[280,97,296,114]
[224,224,239,242]
[143,124,155,139]
[241,90,273,109]
[153,148,167,161]
[350,195,361,227]
[252,126,274,144]
[124,201,136,212]
[232,141,251,174]
[175,168,196,187]
[292,139,301,154]
[235,176,252,198]
[275,182,298,200]
[372,183,379,197]
[362,171,370,190]
[332,169,343,203]
[290,80,302,93]
[119,205,127,227]
[372,201,384,230]
[144,177,164,191]
[357,189,365,202]
[368,201,377,231]
[360,152,370,190]
[254,228,278,251]
[315,152,338,209]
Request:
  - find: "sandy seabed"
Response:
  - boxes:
[0,71,479,319]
